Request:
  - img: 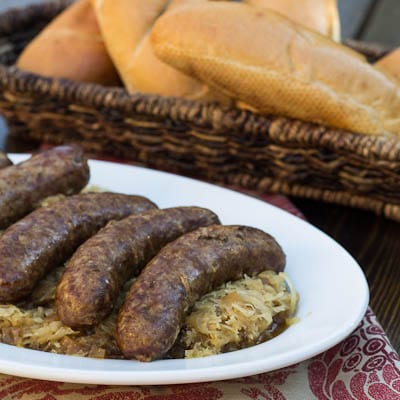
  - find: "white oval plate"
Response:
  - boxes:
[0,155,369,385]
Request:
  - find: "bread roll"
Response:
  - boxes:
[93,0,230,103]
[375,48,400,83]
[90,0,170,90]
[150,2,400,136]
[17,0,119,85]
[129,0,231,103]
[243,0,341,41]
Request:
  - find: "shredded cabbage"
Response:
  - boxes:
[182,271,299,358]
[0,264,298,359]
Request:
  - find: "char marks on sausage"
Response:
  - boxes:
[0,145,90,229]
[116,224,286,361]
[56,206,220,328]
[0,192,157,303]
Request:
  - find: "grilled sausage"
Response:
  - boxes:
[0,151,12,169]
[0,192,157,303]
[0,145,90,229]
[56,207,220,328]
[116,224,286,361]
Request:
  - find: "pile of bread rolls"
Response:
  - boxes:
[17,0,400,137]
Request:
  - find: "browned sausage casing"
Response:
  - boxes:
[0,145,90,229]
[0,152,12,169]
[56,207,220,328]
[116,224,286,361]
[0,192,157,303]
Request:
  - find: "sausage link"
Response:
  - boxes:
[116,224,286,361]
[0,151,12,169]
[56,207,220,328]
[0,145,89,229]
[0,192,157,303]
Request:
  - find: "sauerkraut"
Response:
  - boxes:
[181,271,298,358]
[0,269,298,359]
[0,264,124,359]
[0,196,298,362]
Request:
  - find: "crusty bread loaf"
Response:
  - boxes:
[375,48,400,83]
[92,0,230,103]
[17,0,119,85]
[91,0,169,90]
[150,2,400,136]
[243,0,341,41]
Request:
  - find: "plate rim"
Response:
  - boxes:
[0,154,370,385]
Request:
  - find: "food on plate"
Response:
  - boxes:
[180,270,298,358]
[0,192,157,303]
[0,145,89,229]
[242,0,340,41]
[56,206,220,328]
[116,224,286,361]
[0,150,298,360]
[0,267,298,360]
[0,201,296,360]
[16,0,120,85]
[375,48,400,83]
[150,1,400,136]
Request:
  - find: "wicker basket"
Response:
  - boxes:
[1,0,400,220]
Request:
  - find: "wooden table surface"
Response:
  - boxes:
[0,0,399,354]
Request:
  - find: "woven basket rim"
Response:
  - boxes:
[0,0,399,164]
[2,0,400,222]
[2,67,400,164]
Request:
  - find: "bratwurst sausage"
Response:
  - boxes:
[0,145,89,229]
[116,224,286,361]
[56,207,220,328]
[0,192,157,303]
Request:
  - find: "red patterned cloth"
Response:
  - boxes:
[0,191,398,400]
